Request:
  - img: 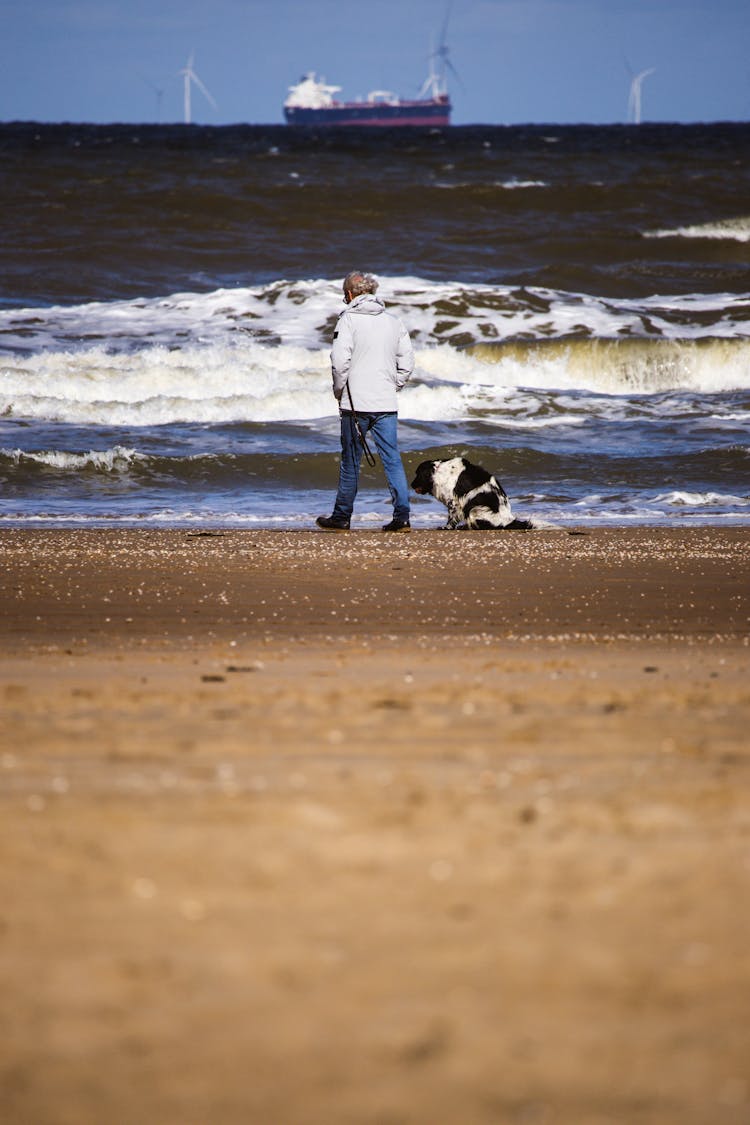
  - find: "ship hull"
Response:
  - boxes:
[284,97,451,127]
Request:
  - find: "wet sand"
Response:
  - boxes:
[1,527,749,1124]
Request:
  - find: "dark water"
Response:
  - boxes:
[1,122,749,528]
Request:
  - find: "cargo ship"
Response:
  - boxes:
[283,60,452,127]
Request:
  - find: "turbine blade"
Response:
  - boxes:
[191,71,218,110]
[445,57,464,89]
[439,1,452,47]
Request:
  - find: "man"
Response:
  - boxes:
[317,271,414,533]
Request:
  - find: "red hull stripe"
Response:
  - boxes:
[315,115,451,127]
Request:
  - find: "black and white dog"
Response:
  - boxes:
[411,456,542,530]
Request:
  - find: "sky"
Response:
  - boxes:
[1,0,748,126]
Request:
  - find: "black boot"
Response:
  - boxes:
[316,515,350,531]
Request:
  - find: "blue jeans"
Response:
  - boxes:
[332,411,410,524]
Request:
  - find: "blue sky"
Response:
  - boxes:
[1,0,748,126]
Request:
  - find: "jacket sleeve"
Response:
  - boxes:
[395,322,415,390]
[330,313,353,402]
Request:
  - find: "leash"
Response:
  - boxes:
[345,383,377,468]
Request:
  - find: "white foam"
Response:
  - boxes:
[2,333,748,427]
[653,490,750,508]
[2,276,748,358]
[497,179,548,190]
[0,341,333,424]
[434,179,548,190]
[0,280,342,354]
[643,217,750,243]
[1,446,142,471]
[3,497,747,529]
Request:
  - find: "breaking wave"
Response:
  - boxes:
[1,335,748,428]
[1,277,749,428]
[462,337,750,395]
[2,276,748,357]
[654,490,750,508]
[643,217,750,243]
[0,446,142,471]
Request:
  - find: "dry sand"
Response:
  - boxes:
[1,527,749,1125]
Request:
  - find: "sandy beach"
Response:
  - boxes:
[1,526,749,1125]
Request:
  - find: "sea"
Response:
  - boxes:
[1,121,749,529]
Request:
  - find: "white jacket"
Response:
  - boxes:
[330,293,414,413]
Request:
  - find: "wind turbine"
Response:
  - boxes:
[179,52,217,125]
[419,3,464,99]
[627,67,655,125]
[135,70,166,122]
[144,76,165,122]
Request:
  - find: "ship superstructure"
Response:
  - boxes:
[283,36,455,127]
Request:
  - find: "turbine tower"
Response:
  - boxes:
[179,52,217,125]
[628,68,655,125]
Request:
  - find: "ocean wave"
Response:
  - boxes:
[434,179,549,191]
[0,447,353,489]
[461,337,750,395]
[0,341,332,424]
[1,278,749,429]
[499,179,548,190]
[652,490,750,508]
[643,217,750,243]
[0,445,143,471]
[2,277,748,360]
[0,282,339,354]
[2,335,749,428]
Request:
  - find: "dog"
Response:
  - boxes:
[411,456,539,530]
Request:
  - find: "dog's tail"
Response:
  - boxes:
[508,516,587,535]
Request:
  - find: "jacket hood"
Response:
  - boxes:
[346,293,385,315]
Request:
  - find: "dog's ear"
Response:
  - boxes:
[410,460,437,493]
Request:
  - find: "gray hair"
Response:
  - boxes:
[343,271,378,297]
